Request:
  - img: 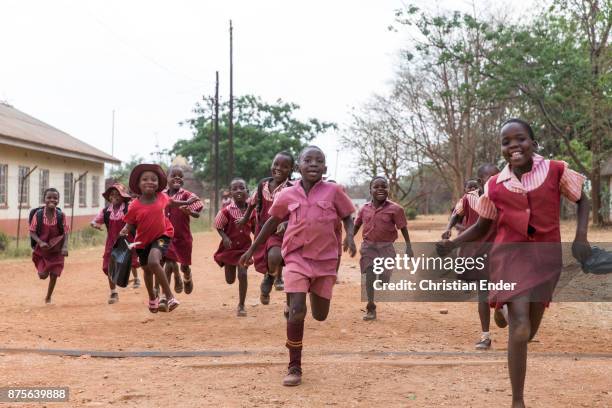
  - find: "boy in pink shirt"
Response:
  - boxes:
[240,145,356,387]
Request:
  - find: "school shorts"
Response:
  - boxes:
[283,250,338,300]
[136,236,171,267]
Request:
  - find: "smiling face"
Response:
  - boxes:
[44,190,60,209]
[139,171,159,195]
[270,154,293,183]
[108,189,123,206]
[230,179,247,203]
[168,168,184,190]
[501,122,536,169]
[298,147,326,183]
[370,178,389,203]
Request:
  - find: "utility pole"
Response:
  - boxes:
[70,171,88,242]
[207,96,214,227]
[214,71,220,215]
[228,19,234,184]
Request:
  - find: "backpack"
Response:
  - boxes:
[28,207,64,249]
[103,202,129,229]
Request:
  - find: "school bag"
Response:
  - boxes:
[581,246,612,275]
[109,237,132,287]
[102,203,129,229]
[28,207,64,249]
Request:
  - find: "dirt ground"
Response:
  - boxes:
[1,215,611,407]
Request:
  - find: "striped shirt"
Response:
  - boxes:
[454,190,479,216]
[248,179,290,205]
[29,208,70,232]
[164,188,204,213]
[476,154,586,220]
[92,202,128,224]
[214,201,249,229]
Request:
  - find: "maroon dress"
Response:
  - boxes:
[101,209,139,274]
[252,185,290,274]
[32,220,65,279]
[164,189,203,266]
[214,206,254,267]
[487,160,565,308]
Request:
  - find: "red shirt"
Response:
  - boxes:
[123,193,174,248]
[354,200,407,243]
[269,180,355,261]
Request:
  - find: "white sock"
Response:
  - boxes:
[482,331,490,339]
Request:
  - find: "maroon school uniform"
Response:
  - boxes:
[30,208,69,279]
[250,179,292,274]
[164,188,203,266]
[213,202,254,267]
[354,200,407,279]
[92,203,139,274]
[477,156,585,308]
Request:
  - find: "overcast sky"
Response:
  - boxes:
[0,0,532,183]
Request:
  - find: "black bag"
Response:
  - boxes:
[109,237,132,287]
[28,207,64,249]
[581,246,612,275]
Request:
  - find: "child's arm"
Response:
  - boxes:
[239,216,282,266]
[442,213,463,239]
[236,202,256,226]
[61,232,69,256]
[437,217,493,256]
[180,206,201,218]
[30,231,48,249]
[169,196,199,208]
[342,215,357,257]
[400,226,414,257]
[216,228,232,249]
[119,223,136,237]
[572,190,591,261]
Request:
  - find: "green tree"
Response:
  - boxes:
[173,95,335,186]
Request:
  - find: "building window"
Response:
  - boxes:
[18,166,31,208]
[39,169,49,205]
[78,174,87,207]
[92,175,100,207]
[0,164,7,207]
[64,173,73,207]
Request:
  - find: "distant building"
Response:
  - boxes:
[0,103,120,236]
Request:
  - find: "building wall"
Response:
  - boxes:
[0,144,105,236]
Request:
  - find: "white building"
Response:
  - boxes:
[0,103,120,236]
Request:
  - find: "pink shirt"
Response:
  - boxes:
[476,155,585,220]
[29,208,70,232]
[454,190,479,216]
[92,202,128,224]
[214,201,250,229]
[354,200,407,243]
[269,180,355,261]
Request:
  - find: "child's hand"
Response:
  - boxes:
[39,241,49,249]
[343,236,357,257]
[436,239,455,256]
[235,216,248,226]
[91,222,103,230]
[119,226,129,236]
[186,196,199,205]
[179,205,191,216]
[61,249,69,257]
[276,221,288,235]
[405,245,414,258]
[572,238,591,263]
[223,236,233,249]
[441,229,451,239]
[238,250,253,268]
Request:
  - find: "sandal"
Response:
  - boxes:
[148,297,159,313]
[108,292,119,305]
[183,274,193,295]
[167,297,180,312]
[174,274,184,294]
[237,304,247,317]
[158,297,169,312]
[475,337,492,350]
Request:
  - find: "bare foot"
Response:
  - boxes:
[45,297,52,304]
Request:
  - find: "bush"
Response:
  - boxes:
[0,232,8,251]
[405,207,417,220]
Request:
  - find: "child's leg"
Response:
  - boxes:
[507,299,532,408]
[45,275,57,302]
[237,266,248,307]
[164,261,175,286]
[364,266,377,319]
[131,267,138,279]
[225,265,237,284]
[478,288,490,332]
[268,247,283,277]
[528,302,546,342]
[148,249,174,300]
[309,292,331,321]
[285,292,307,384]
[142,266,156,300]
[108,275,116,291]
[172,261,183,293]
[181,264,193,294]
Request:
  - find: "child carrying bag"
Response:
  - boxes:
[109,237,133,287]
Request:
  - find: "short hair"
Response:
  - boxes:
[229,177,247,187]
[43,187,60,199]
[275,151,295,168]
[501,118,535,140]
[369,176,388,188]
[167,166,184,176]
[298,145,325,161]
[477,163,499,179]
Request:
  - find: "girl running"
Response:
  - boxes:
[163,167,204,295]
[437,119,590,408]
[237,151,295,304]
[354,176,413,321]
[30,188,69,304]
[240,145,356,387]
[213,178,254,316]
[90,183,140,304]
[120,164,198,313]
